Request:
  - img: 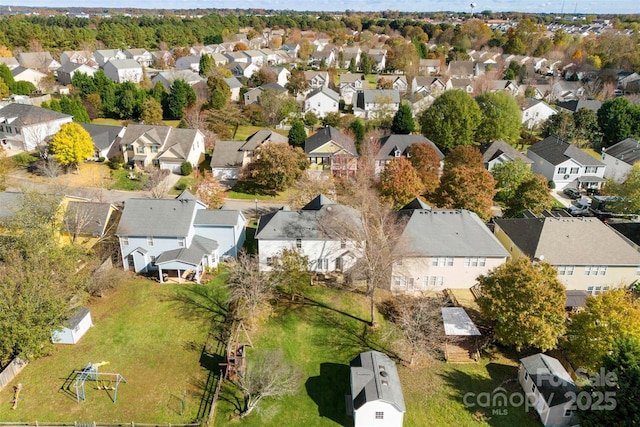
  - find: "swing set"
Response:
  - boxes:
[73,361,127,403]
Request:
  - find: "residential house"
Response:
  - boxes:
[419,58,441,75]
[60,200,119,248]
[490,79,520,96]
[375,134,444,175]
[339,73,368,104]
[259,49,280,66]
[255,194,362,272]
[210,52,229,66]
[412,76,452,96]
[151,50,175,68]
[80,123,125,160]
[368,48,387,72]
[56,62,97,86]
[309,48,335,68]
[224,77,243,102]
[124,48,153,67]
[304,86,340,118]
[378,75,408,93]
[447,61,483,79]
[94,49,126,67]
[120,124,204,173]
[390,203,509,292]
[175,55,201,73]
[103,59,143,83]
[210,129,288,180]
[281,43,300,59]
[0,103,72,151]
[116,191,245,283]
[602,138,640,182]
[11,66,47,88]
[305,126,358,174]
[0,56,19,70]
[267,66,291,87]
[526,136,605,190]
[450,78,474,94]
[224,51,249,64]
[243,50,266,66]
[550,81,584,102]
[518,354,578,427]
[556,99,602,114]
[151,70,205,92]
[521,98,557,129]
[493,216,640,294]
[16,51,60,73]
[350,351,406,427]
[304,70,329,90]
[342,46,361,68]
[352,89,400,119]
[409,93,435,117]
[228,61,260,79]
[60,50,96,66]
[479,140,533,171]
[243,82,287,105]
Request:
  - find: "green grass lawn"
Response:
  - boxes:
[0,278,210,423]
[108,169,149,191]
[233,126,288,141]
[213,286,542,427]
[227,181,290,201]
[582,147,601,160]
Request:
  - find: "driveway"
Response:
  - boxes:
[551,189,573,208]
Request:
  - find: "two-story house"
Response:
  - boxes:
[526,136,605,190]
[117,191,245,282]
[305,126,358,175]
[124,48,153,67]
[120,124,204,173]
[521,99,557,129]
[255,194,362,272]
[103,59,143,83]
[390,202,509,292]
[94,49,126,67]
[57,62,98,86]
[0,103,72,152]
[339,74,368,104]
[352,89,400,120]
[304,71,329,90]
[304,86,340,118]
[493,216,640,295]
[479,140,533,172]
[601,138,640,182]
[374,134,444,176]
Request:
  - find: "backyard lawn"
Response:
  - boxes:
[232,126,288,141]
[213,285,542,427]
[0,278,211,423]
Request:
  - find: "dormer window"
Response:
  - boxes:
[394,149,401,158]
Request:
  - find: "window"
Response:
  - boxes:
[465,257,486,267]
[587,286,610,296]
[570,167,579,174]
[150,255,156,266]
[584,265,607,276]
[564,409,573,417]
[375,412,384,420]
[432,257,454,267]
[136,146,145,154]
[317,258,328,270]
[151,146,158,153]
[341,240,346,249]
[266,257,273,266]
[122,237,129,246]
[296,239,302,249]
[407,278,414,291]
[557,265,574,276]
[5,127,11,134]
[531,383,536,393]
[394,276,404,288]
[558,167,567,174]
[0,125,3,131]
[147,236,154,247]
[524,371,529,381]
[178,237,185,247]
[585,166,598,173]
[335,257,343,271]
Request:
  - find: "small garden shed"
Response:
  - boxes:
[51,307,93,345]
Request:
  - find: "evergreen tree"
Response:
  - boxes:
[167,79,196,120]
[288,120,307,148]
[391,102,416,134]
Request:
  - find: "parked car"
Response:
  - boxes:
[568,197,592,216]
[563,187,581,199]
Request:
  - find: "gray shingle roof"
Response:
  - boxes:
[105,59,142,70]
[520,354,577,407]
[304,126,357,157]
[603,138,640,165]
[116,197,201,237]
[80,123,124,151]
[350,351,406,412]
[155,234,218,266]
[556,99,602,113]
[194,209,243,226]
[494,217,640,265]
[210,140,244,169]
[65,307,90,329]
[63,201,114,236]
[479,140,533,165]
[119,124,200,162]
[528,136,604,166]
[0,103,72,126]
[376,134,444,161]
[242,129,288,151]
[305,85,340,103]
[398,209,509,258]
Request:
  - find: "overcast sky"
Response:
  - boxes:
[5,0,638,14]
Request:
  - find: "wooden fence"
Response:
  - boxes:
[0,358,28,392]
[0,423,200,427]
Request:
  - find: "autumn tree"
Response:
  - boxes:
[379,158,424,209]
[419,90,481,152]
[195,172,225,209]
[207,74,231,110]
[573,108,601,146]
[140,98,163,125]
[602,163,640,215]
[248,67,277,88]
[270,249,311,300]
[564,289,640,371]
[257,89,298,127]
[542,111,576,141]
[503,175,554,217]
[491,158,535,202]
[287,174,335,210]
[408,142,441,196]
[390,101,416,134]
[286,68,309,97]
[48,122,94,172]
[477,258,566,351]
[287,120,307,148]
[475,91,521,143]
[246,143,308,192]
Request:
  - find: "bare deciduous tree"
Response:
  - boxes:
[226,252,275,327]
[235,349,302,418]
[145,169,170,199]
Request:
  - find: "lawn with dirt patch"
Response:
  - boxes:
[0,278,211,423]
[213,285,542,427]
[108,169,149,191]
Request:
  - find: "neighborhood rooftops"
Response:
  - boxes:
[479,140,532,166]
[603,138,640,165]
[376,134,444,161]
[350,351,406,412]
[155,234,219,266]
[0,103,72,126]
[528,135,604,167]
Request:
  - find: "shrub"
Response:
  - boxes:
[107,153,124,170]
[180,161,193,176]
[12,152,39,166]
[98,156,105,162]
[175,181,188,191]
[548,180,556,189]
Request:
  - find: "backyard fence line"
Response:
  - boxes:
[0,423,201,427]
[206,369,225,425]
[0,358,28,392]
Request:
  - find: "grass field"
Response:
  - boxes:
[0,278,211,423]
[108,169,148,191]
[227,181,290,201]
[213,286,542,427]
[232,126,288,141]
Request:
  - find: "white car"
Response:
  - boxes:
[568,196,592,216]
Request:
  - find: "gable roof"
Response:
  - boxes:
[358,89,400,104]
[63,201,114,236]
[350,351,406,413]
[194,209,243,226]
[479,140,532,166]
[340,73,364,84]
[104,59,142,70]
[155,234,219,266]
[494,216,640,265]
[209,141,245,169]
[0,103,72,126]
[120,124,200,161]
[397,209,509,258]
[242,129,288,151]
[16,51,55,68]
[520,354,577,407]
[376,134,444,161]
[556,99,602,113]
[224,76,243,89]
[116,196,203,237]
[528,136,604,167]
[603,138,640,165]
[80,123,124,151]
[305,85,340,103]
[304,126,357,157]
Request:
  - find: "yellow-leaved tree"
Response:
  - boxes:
[48,123,94,172]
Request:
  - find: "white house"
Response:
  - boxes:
[103,59,143,83]
[339,73,368,104]
[526,136,605,190]
[0,104,72,152]
[518,354,578,427]
[521,98,557,129]
[124,48,153,67]
[94,49,126,66]
[268,66,291,87]
[11,66,47,88]
[304,71,329,89]
[479,140,533,172]
[352,89,400,120]
[151,70,205,92]
[57,62,97,86]
[255,195,362,273]
[390,202,509,292]
[350,351,405,427]
[304,86,340,118]
[602,138,640,182]
[175,55,201,73]
[224,77,243,102]
[51,307,92,345]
